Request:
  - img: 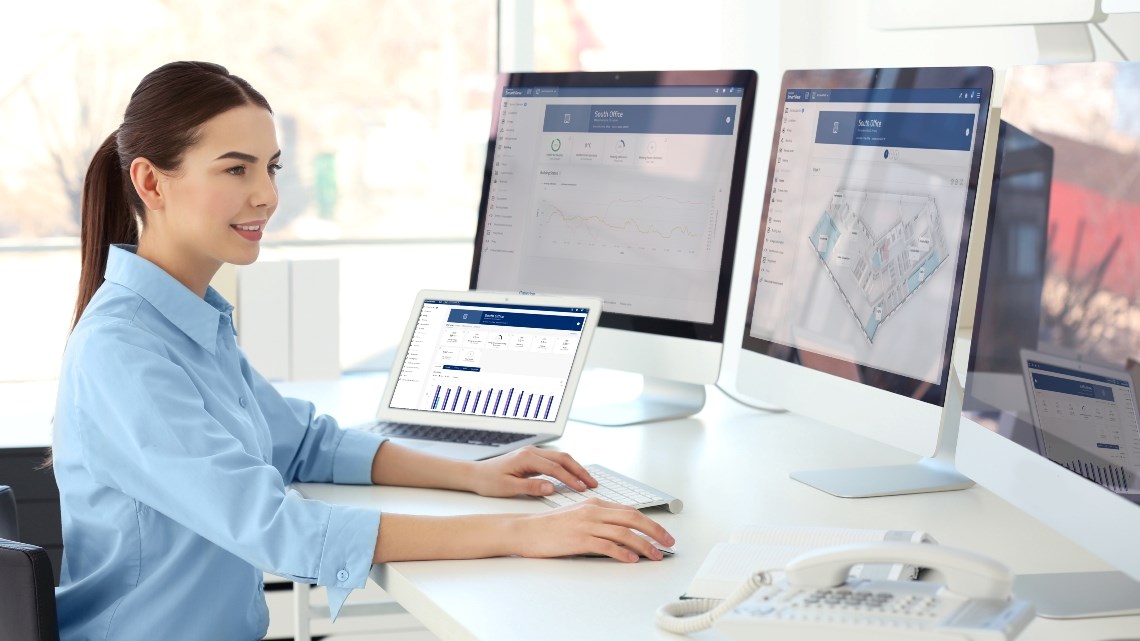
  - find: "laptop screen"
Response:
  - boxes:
[1020,350,1140,498]
[388,299,591,422]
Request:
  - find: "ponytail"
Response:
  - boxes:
[72,131,138,329]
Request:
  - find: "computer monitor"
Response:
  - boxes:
[737,67,994,497]
[470,70,757,425]
[959,61,1140,618]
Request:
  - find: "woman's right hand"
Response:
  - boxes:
[507,499,674,562]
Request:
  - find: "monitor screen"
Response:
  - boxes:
[470,70,756,341]
[742,67,992,406]
[964,62,1140,505]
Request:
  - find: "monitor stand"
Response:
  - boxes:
[1014,571,1140,618]
[789,373,974,498]
[570,376,705,426]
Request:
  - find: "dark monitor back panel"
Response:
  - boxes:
[971,121,1051,376]
[469,70,757,342]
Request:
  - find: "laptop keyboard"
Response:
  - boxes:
[363,422,536,447]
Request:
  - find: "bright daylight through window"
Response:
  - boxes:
[0,0,494,381]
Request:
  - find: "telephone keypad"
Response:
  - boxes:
[801,588,898,611]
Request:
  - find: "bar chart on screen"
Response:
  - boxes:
[426,383,558,420]
[1061,459,1131,493]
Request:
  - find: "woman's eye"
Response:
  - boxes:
[269,163,284,176]
[226,166,246,176]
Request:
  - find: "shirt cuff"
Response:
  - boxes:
[318,505,381,619]
[326,587,354,621]
[332,429,387,485]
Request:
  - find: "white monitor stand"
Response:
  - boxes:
[1011,572,1140,619]
[735,329,975,499]
[787,368,973,498]
[958,413,1140,618]
[570,327,719,426]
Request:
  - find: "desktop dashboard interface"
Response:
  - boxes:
[475,85,745,324]
[389,300,589,423]
[749,88,983,385]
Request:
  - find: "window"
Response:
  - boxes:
[0,0,495,381]
[530,0,726,72]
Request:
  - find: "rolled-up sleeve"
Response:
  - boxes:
[71,324,379,617]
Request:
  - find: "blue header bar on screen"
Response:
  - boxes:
[446,309,585,331]
[504,86,745,98]
[1027,360,1132,388]
[543,104,738,135]
[1030,372,1116,402]
[786,88,982,104]
[814,111,975,151]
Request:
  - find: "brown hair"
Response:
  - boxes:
[73,61,272,328]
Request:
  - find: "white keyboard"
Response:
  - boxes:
[538,464,683,514]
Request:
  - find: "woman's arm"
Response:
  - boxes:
[368,442,674,563]
[373,502,673,563]
[370,442,600,496]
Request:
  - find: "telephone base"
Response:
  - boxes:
[790,458,974,498]
[1014,571,1140,618]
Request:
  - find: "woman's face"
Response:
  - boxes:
[156,104,280,270]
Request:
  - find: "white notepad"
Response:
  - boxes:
[682,525,935,600]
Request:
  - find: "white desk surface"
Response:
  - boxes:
[283,372,1140,641]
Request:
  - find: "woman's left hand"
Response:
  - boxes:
[468,446,597,498]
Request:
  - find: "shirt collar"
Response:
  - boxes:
[104,245,236,353]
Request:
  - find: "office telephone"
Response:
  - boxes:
[656,542,1035,640]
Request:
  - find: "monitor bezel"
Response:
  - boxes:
[740,66,994,409]
[469,69,758,342]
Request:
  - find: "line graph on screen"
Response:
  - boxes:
[532,184,720,266]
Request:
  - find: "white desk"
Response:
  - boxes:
[283,373,1140,641]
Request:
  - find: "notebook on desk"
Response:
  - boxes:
[354,289,601,460]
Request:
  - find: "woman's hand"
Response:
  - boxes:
[508,499,675,562]
[468,446,596,498]
[370,445,675,564]
[373,499,675,563]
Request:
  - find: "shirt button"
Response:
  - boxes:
[337,569,349,582]
[239,396,247,408]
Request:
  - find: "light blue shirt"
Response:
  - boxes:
[53,245,386,641]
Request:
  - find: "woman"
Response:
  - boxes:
[53,61,672,641]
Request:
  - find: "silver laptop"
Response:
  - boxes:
[359,290,601,460]
[1019,348,1140,499]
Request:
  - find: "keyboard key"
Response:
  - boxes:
[538,464,683,513]
[363,422,536,446]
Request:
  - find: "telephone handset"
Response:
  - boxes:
[656,542,1036,640]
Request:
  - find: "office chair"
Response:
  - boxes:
[0,485,61,641]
